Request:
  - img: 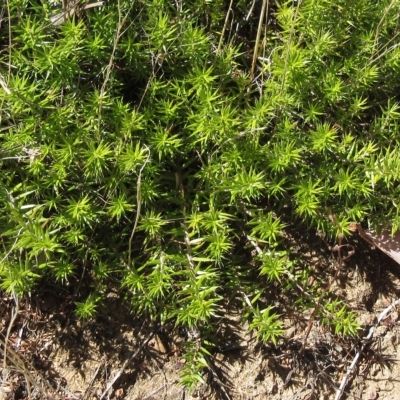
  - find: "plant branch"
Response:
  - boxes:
[99,323,160,400]
[127,145,151,268]
[217,0,234,55]
[335,297,400,400]
[250,0,268,81]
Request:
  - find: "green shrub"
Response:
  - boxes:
[2,0,400,389]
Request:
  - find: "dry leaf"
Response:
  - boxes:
[148,334,168,354]
[355,223,400,264]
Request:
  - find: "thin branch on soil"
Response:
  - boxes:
[146,346,168,400]
[3,293,19,369]
[180,387,186,400]
[334,297,400,400]
[293,371,316,400]
[0,334,52,399]
[1,295,33,398]
[48,376,81,400]
[142,384,168,400]
[99,324,160,400]
[205,357,233,400]
[82,361,105,400]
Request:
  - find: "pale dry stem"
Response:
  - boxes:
[0,335,52,399]
[335,297,400,400]
[250,0,268,81]
[99,324,159,400]
[127,145,150,268]
[217,0,234,55]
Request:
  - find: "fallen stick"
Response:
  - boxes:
[99,324,159,400]
[335,297,400,400]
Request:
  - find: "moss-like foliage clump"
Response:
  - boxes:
[1,0,400,388]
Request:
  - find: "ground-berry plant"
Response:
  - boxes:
[2,0,400,391]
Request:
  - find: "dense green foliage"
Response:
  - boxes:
[2,0,400,388]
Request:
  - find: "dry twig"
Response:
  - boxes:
[217,0,234,55]
[127,145,150,268]
[99,324,160,400]
[335,297,400,400]
[0,334,53,399]
[250,0,268,81]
